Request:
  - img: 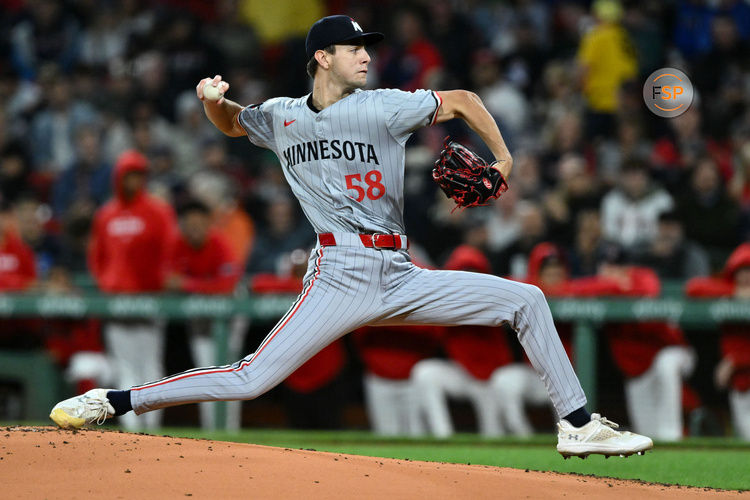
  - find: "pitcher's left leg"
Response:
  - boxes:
[382,266,586,419]
[379,261,652,457]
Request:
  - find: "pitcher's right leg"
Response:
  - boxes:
[130,247,378,414]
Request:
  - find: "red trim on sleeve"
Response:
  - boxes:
[430,91,443,126]
[235,106,247,134]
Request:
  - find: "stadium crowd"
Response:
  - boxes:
[1,0,750,438]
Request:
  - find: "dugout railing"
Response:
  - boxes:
[1,293,748,428]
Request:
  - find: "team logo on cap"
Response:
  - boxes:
[350,18,363,32]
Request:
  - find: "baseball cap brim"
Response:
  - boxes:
[334,32,384,48]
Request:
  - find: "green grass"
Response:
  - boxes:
[143,428,750,491]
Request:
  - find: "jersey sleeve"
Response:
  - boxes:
[381,89,442,143]
[236,100,277,149]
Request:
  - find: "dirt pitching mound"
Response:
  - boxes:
[0,426,741,499]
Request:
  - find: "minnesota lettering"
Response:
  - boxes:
[283,140,380,167]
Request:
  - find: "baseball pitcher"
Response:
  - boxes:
[50,15,652,458]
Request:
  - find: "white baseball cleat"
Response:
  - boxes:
[557,413,653,459]
[49,388,116,429]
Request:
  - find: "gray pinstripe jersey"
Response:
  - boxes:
[130,90,588,422]
[237,89,440,234]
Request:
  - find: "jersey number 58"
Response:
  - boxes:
[345,170,386,202]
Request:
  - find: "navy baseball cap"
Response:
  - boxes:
[305,15,384,59]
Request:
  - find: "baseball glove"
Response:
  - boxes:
[432,138,508,209]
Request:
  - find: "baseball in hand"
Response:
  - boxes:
[203,84,223,102]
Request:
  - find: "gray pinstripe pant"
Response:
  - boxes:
[130,237,587,419]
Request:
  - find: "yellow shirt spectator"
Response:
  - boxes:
[577,22,637,113]
[240,0,324,45]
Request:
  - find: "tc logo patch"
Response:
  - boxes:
[482,178,492,189]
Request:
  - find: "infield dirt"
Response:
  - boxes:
[0,426,743,499]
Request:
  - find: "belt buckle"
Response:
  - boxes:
[371,233,395,250]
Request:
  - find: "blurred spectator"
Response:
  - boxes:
[377,8,444,91]
[9,0,82,80]
[675,156,740,271]
[509,150,545,201]
[166,199,240,294]
[576,0,637,139]
[485,185,521,254]
[201,137,255,197]
[166,199,241,431]
[693,15,750,138]
[494,200,548,278]
[0,201,36,291]
[29,68,99,174]
[729,142,750,210]
[538,61,583,143]
[539,110,587,182]
[145,145,183,203]
[687,243,750,440]
[127,101,175,157]
[0,69,42,125]
[543,154,602,248]
[568,209,614,277]
[247,196,314,274]
[651,107,733,189]
[189,171,255,265]
[497,14,551,98]
[472,50,529,147]
[632,210,710,280]
[57,200,95,273]
[78,6,129,69]
[52,125,112,216]
[596,118,651,187]
[0,136,32,206]
[160,14,219,116]
[239,0,323,45]
[204,0,261,70]
[12,196,60,279]
[88,150,177,431]
[600,159,673,251]
[672,0,715,60]
[621,2,664,77]
[0,206,38,348]
[427,0,484,89]
[171,91,223,177]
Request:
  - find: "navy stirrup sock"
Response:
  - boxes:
[562,407,591,428]
[107,390,133,416]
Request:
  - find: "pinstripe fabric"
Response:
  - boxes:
[129,87,588,420]
[236,89,439,234]
[130,242,586,419]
